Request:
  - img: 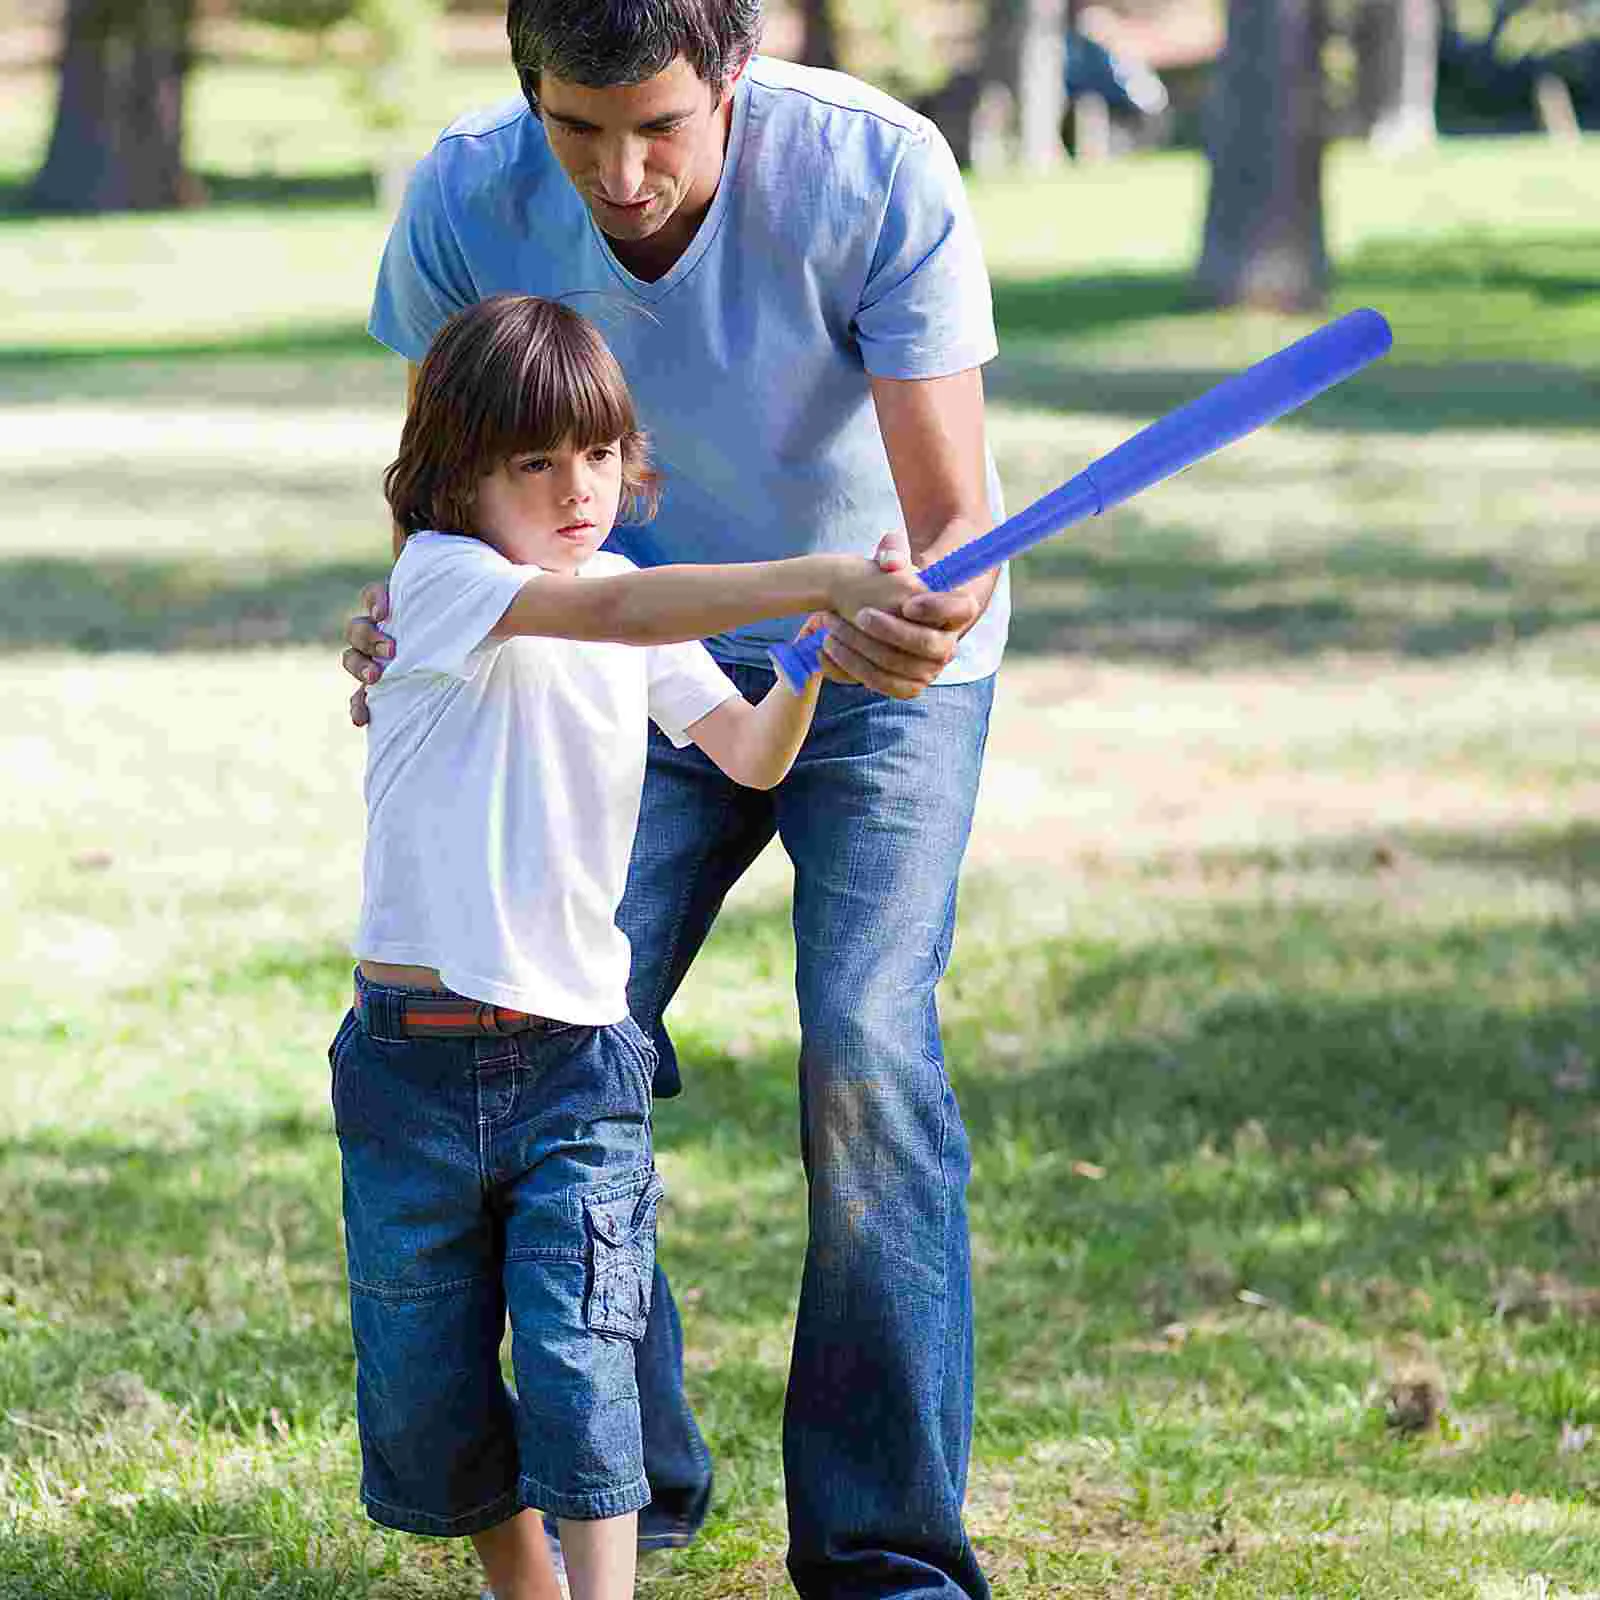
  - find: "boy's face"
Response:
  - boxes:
[473,437,624,574]
[535,55,733,257]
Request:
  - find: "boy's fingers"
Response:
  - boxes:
[349,685,371,728]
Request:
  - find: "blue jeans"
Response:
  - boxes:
[624,665,994,1599]
[331,977,663,1532]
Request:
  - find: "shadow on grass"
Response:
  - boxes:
[1001,517,1600,664]
[1183,820,1600,890]
[988,347,1600,434]
[0,1110,353,1435]
[0,554,380,651]
[7,519,1598,659]
[0,168,380,221]
[986,226,1600,431]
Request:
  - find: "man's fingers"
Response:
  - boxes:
[345,615,395,658]
[823,612,954,698]
[899,588,980,630]
[820,627,925,700]
[840,607,955,664]
[342,646,386,686]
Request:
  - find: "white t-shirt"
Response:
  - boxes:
[355,532,739,1022]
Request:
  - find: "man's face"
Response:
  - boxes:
[535,55,731,247]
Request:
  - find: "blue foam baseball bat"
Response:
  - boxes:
[770,306,1394,693]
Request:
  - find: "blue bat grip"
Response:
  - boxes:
[770,308,1393,692]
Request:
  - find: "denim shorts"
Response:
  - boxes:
[329,974,661,1533]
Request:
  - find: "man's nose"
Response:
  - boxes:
[595,137,647,201]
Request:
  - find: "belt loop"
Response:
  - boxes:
[354,970,408,1043]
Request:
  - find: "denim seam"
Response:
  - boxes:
[362,1484,522,1537]
[518,1466,651,1522]
[347,1272,487,1303]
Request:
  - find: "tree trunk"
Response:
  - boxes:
[798,0,839,71]
[1196,0,1330,312]
[1355,0,1438,151]
[29,0,198,213]
[981,0,1067,171]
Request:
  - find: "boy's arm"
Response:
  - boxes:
[490,554,919,649]
[684,667,822,791]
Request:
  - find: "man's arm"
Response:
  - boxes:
[818,367,998,700]
[342,361,420,723]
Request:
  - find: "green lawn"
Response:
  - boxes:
[0,66,1598,1599]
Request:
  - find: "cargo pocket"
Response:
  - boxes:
[581,1170,665,1341]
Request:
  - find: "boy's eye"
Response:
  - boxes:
[588,445,617,463]
[517,458,551,474]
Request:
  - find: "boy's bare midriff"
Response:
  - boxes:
[359,959,451,992]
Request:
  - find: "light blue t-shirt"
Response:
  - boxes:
[369,55,1009,679]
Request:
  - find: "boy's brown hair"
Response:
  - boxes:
[384,294,659,537]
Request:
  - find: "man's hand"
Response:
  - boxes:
[342,581,394,728]
[818,529,989,700]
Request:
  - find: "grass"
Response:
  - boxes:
[1,56,1598,1599]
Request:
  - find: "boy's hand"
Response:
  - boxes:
[342,581,395,727]
[820,530,985,700]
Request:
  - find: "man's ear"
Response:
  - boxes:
[721,52,751,100]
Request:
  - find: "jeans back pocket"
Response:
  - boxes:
[581,1170,665,1341]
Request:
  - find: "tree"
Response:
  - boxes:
[1353,0,1439,150]
[798,0,841,70]
[979,0,1068,170]
[29,0,441,215]
[1195,0,1331,311]
[29,0,199,213]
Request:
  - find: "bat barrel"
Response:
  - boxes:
[1086,307,1392,514]
[769,308,1393,691]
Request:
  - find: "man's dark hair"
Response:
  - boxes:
[385,295,658,538]
[507,0,762,109]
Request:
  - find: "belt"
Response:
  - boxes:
[359,986,558,1037]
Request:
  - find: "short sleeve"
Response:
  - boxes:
[385,535,531,680]
[368,147,480,363]
[646,641,741,748]
[854,126,998,381]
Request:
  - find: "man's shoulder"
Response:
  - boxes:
[434,94,537,153]
[416,95,562,199]
[745,56,931,146]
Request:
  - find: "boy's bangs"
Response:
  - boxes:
[483,329,634,462]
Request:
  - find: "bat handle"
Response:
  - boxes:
[770,629,828,694]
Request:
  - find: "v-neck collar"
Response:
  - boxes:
[587,72,750,304]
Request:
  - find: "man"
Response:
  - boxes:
[344,2,1008,1594]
